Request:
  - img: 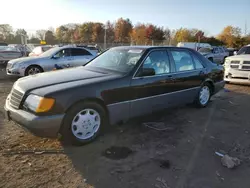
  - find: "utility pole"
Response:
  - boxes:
[104,25,107,50]
[245,20,247,36]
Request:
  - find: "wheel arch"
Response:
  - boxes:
[202,79,215,94]
[25,64,44,75]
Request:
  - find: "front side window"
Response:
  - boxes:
[142,50,170,75]
[54,49,71,58]
[214,48,220,54]
[85,48,144,73]
[170,50,194,72]
[71,48,92,56]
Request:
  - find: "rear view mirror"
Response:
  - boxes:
[140,68,155,77]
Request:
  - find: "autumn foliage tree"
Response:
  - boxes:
[217,26,242,48]
[114,18,133,43]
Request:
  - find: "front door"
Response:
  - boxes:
[130,50,176,118]
[52,48,72,69]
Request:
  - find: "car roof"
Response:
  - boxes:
[111,46,190,51]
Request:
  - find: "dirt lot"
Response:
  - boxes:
[0,68,250,188]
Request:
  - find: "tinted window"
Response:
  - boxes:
[218,47,224,53]
[237,46,250,55]
[170,50,194,72]
[71,48,91,56]
[142,50,170,75]
[214,48,220,53]
[193,55,204,69]
[54,48,71,58]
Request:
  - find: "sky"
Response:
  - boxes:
[0,0,249,36]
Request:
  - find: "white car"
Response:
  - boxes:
[224,45,250,84]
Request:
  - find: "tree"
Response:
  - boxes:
[203,37,224,46]
[45,30,56,45]
[55,26,69,43]
[92,23,104,43]
[174,28,193,42]
[106,21,115,43]
[28,36,40,44]
[130,23,147,45]
[36,29,47,40]
[79,22,94,43]
[114,18,133,43]
[0,24,13,41]
[217,26,241,47]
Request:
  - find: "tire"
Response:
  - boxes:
[195,83,211,108]
[60,101,107,145]
[25,65,43,76]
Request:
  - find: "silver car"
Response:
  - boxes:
[198,46,229,64]
[6,46,96,76]
[0,46,22,64]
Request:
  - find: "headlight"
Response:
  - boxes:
[24,94,55,113]
[12,62,23,68]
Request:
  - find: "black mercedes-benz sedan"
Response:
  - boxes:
[5,46,225,145]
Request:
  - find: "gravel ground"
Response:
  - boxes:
[0,68,250,188]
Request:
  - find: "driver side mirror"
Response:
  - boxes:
[51,55,60,59]
[139,68,155,77]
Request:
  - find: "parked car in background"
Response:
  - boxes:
[177,42,211,50]
[29,45,53,57]
[198,46,229,64]
[0,46,22,64]
[224,45,250,84]
[227,48,238,56]
[6,46,96,76]
[9,44,33,57]
[0,42,8,46]
[76,44,102,55]
[4,46,225,145]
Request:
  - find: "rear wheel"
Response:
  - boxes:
[25,65,43,76]
[195,83,211,108]
[60,102,107,145]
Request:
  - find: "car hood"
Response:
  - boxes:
[9,56,47,64]
[226,54,250,60]
[14,66,122,93]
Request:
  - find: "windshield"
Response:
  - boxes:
[85,48,144,73]
[39,47,59,57]
[198,48,212,53]
[237,46,250,55]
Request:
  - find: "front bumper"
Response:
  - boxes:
[6,67,25,76]
[224,67,250,84]
[4,95,65,138]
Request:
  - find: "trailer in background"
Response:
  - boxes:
[177,42,211,50]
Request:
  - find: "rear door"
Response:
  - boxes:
[168,49,207,105]
[71,48,94,67]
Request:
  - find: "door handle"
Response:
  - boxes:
[167,75,175,80]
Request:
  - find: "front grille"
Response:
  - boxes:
[243,61,250,65]
[231,61,240,64]
[230,65,239,69]
[9,89,24,109]
[242,66,250,70]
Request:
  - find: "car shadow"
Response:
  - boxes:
[61,87,250,188]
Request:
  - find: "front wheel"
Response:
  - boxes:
[25,65,43,76]
[60,102,107,145]
[195,84,211,108]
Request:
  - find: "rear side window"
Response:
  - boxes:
[193,55,204,69]
[71,48,92,56]
[170,50,194,72]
